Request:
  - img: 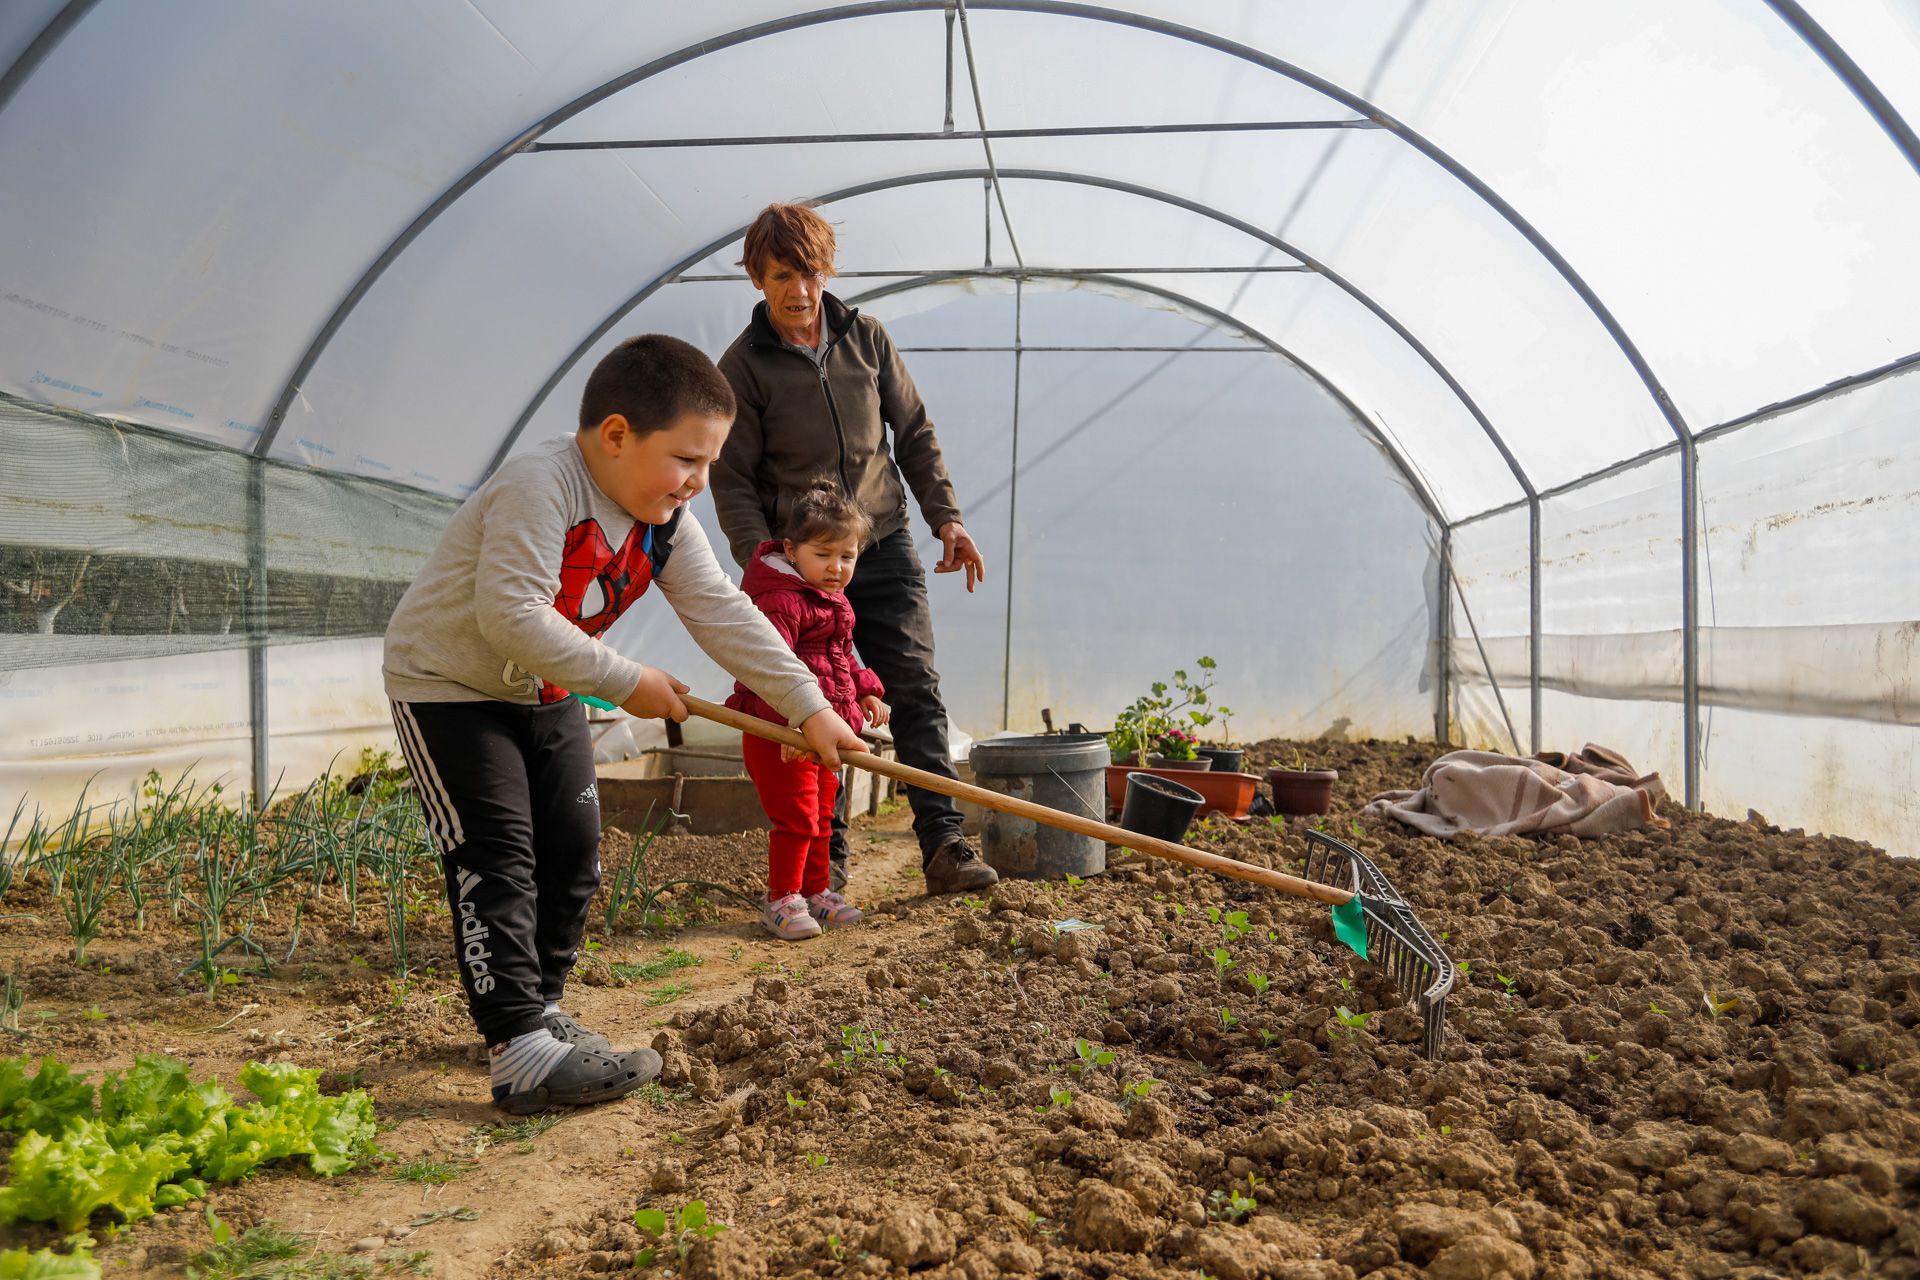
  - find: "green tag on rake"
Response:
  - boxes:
[1331,896,1369,961]
[573,693,617,710]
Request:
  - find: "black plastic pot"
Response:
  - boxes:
[1118,772,1205,845]
[1194,746,1243,774]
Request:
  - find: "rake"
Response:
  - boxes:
[679,696,1457,1060]
[1303,829,1456,1061]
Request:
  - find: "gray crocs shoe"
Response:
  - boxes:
[543,1010,612,1053]
[494,1045,662,1116]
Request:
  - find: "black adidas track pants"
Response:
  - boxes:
[390,698,603,1044]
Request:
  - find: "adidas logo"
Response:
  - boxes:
[578,783,598,804]
[455,868,482,901]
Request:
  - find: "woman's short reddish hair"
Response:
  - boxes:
[739,203,838,280]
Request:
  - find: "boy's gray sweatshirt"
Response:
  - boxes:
[383,435,831,727]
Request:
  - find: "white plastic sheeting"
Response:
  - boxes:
[1,1,1917,853]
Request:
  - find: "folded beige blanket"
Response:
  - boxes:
[1365,745,1669,839]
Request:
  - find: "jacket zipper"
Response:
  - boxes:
[814,327,853,499]
[757,308,855,508]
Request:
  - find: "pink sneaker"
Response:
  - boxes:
[806,889,863,928]
[761,892,823,941]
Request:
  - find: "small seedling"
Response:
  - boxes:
[1702,991,1738,1021]
[1120,1079,1159,1109]
[1070,1037,1116,1074]
[827,1235,845,1262]
[1458,961,1473,979]
[634,1200,728,1264]
[1334,1006,1371,1038]
[1247,973,1272,996]
[1276,1091,1294,1106]
[1207,1188,1256,1221]
[1065,874,1085,889]
[805,1151,830,1168]
[1036,1083,1073,1114]
[1649,1000,1669,1015]
[1207,947,1235,979]
[1217,1007,1239,1028]
[786,1091,808,1112]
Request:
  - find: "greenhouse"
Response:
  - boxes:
[0,3,1918,1277]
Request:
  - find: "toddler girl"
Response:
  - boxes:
[728,480,889,940]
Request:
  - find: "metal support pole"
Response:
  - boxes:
[1681,439,1701,809]
[246,456,270,809]
[1528,496,1542,754]
[1436,525,1452,745]
[1001,278,1022,730]
[1452,566,1521,758]
[942,3,956,133]
[982,178,993,268]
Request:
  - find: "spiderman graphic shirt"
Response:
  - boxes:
[523,516,671,703]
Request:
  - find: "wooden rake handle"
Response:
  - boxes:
[682,695,1353,907]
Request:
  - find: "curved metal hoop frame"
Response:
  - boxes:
[485,167,1528,510]
[842,268,1446,524]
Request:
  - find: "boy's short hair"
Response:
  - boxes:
[579,334,736,434]
[738,203,838,281]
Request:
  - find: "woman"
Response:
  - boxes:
[712,203,996,896]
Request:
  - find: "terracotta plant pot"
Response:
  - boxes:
[1146,754,1211,771]
[1266,767,1338,816]
[1104,766,1259,820]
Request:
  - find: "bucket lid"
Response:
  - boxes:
[967,733,1110,774]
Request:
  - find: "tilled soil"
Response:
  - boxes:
[8,740,1920,1280]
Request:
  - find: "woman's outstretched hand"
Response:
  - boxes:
[934,521,986,593]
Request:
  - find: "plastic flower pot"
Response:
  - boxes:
[1146,754,1211,771]
[1266,767,1338,816]
[1118,772,1205,845]
[1102,766,1257,819]
[1194,746,1244,774]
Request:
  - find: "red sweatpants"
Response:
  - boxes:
[741,733,840,899]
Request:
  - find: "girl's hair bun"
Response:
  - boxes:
[784,478,873,545]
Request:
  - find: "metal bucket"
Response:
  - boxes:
[967,734,1110,880]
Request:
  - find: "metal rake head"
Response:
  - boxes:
[1303,830,1456,1061]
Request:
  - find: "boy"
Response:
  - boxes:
[384,334,865,1114]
